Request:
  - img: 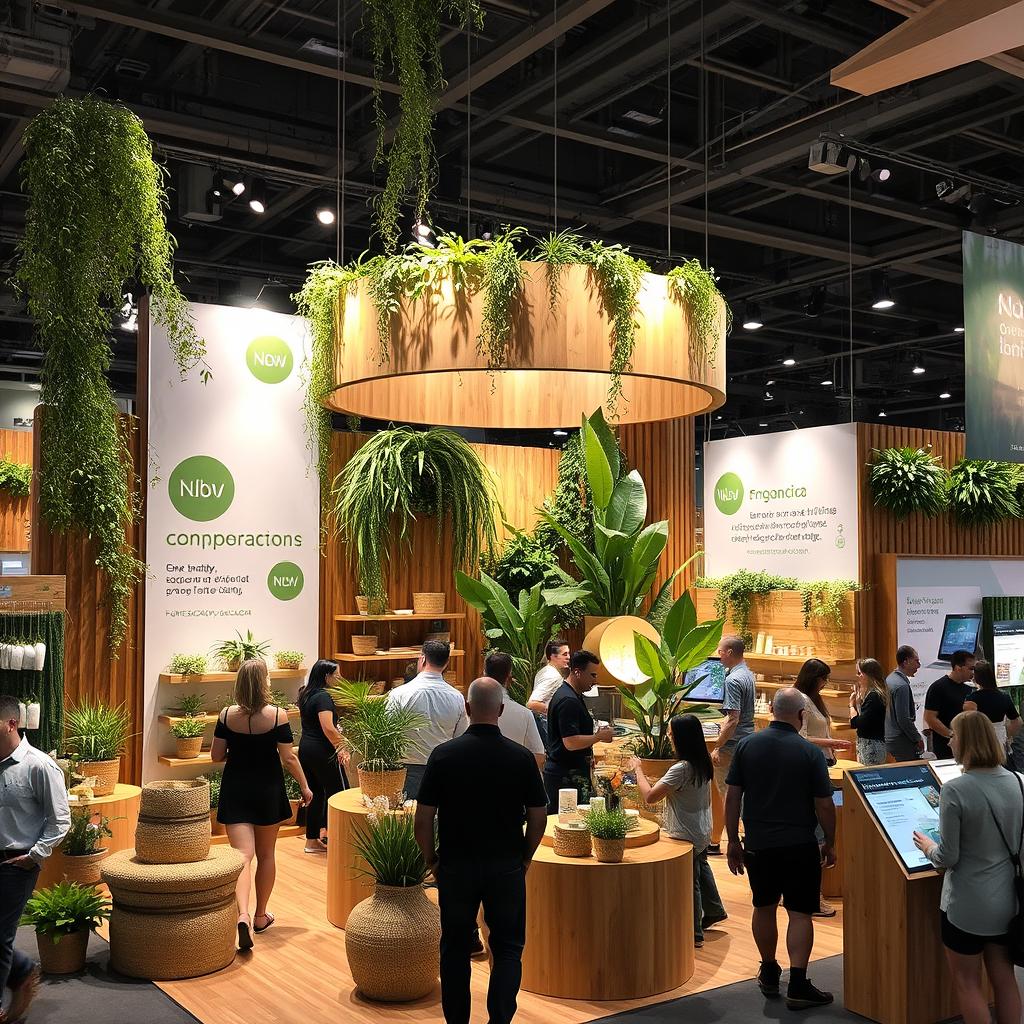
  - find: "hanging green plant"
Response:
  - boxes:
[532,228,586,311]
[948,459,1022,525]
[666,259,731,372]
[694,570,798,645]
[868,446,948,518]
[364,0,483,252]
[0,455,31,498]
[797,580,859,631]
[478,226,527,370]
[16,95,207,653]
[330,426,500,601]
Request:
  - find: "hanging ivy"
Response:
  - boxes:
[667,259,731,373]
[16,95,206,653]
[478,226,527,370]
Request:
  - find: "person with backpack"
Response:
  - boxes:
[913,710,1024,1024]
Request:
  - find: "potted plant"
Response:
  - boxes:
[270,688,295,710]
[331,681,425,806]
[584,807,632,863]
[63,701,132,796]
[275,650,304,671]
[173,692,206,718]
[617,592,724,782]
[283,769,303,825]
[211,630,270,671]
[203,773,224,836]
[168,653,208,677]
[169,717,207,759]
[52,805,115,886]
[20,881,110,975]
[345,803,440,1001]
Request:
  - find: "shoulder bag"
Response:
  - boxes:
[982,771,1024,967]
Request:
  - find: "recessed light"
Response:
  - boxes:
[939,391,951,399]
[820,377,833,386]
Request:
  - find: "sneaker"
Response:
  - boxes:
[786,980,834,1010]
[757,960,782,998]
[701,913,728,930]
[813,898,837,918]
[706,843,722,856]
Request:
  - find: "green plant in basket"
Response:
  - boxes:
[275,650,304,670]
[21,881,110,942]
[330,681,425,771]
[174,692,206,717]
[61,805,115,856]
[351,805,428,886]
[211,630,270,668]
[618,591,724,760]
[169,653,207,676]
[169,717,207,740]
[64,701,132,762]
[583,807,632,840]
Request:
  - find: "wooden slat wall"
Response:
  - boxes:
[0,428,32,552]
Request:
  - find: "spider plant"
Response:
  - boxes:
[64,701,132,763]
[174,692,206,717]
[948,459,1022,525]
[211,630,270,668]
[868,446,948,518]
[531,228,587,310]
[330,681,426,771]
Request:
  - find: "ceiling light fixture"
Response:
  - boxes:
[764,390,774,402]
[878,409,887,418]
[911,357,926,375]
[230,175,245,196]
[553,429,568,436]
[210,169,224,199]
[805,286,826,318]
[782,354,797,367]
[939,391,952,400]
[758,422,768,427]
[316,206,336,226]
[953,325,965,333]
[742,302,763,331]
[248,177,267,214]
[820,376,833,386]
[870,270,895,310]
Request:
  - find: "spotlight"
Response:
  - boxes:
[954,325,965,333]
[878,409,887,418]
[230,175,246,196]
[939,391,951,400]
[248,177,267,214]
[805,286,826,318]
[412,219,434,241]
[911,354,926,375]
[870,270,895,310]
[117,290,138,333]
[782,353,797,367]
[936,178,971,204]
[764,390,774,402]
[808,140,855,176]
[820,376,833,386]
[210,169,224,199]
[316,206,336,226]
[742,302,763,331]
[766,379,775,386]
[873,167,891,183]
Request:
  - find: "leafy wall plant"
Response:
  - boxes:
[948,459,1022,525]
[667,259,731,373]
[868,446,948,518]
[16,95,207,652]
[798,580,859,632]
[0,456,30,498]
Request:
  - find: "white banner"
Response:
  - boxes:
[143,304,319,780]
[702,423,860,582]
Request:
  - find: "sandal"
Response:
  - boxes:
[254,912,275,934]
[304,838,328,854]
[237,916,254,950]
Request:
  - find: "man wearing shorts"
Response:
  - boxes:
[725,686,836,1011]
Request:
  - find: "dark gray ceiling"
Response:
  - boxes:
[2,0,1022,438]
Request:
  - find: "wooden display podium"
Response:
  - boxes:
[842,771,957,1024]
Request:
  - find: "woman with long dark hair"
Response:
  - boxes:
[794,659,852,765]
[297,659,349,854]
[849,658,890,765]
[631,714,726,947]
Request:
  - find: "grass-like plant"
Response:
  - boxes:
[0,455,31,498]
[174,693,206,717]
[583,807,632,840]
[868,446,948,518]
[21,881,110,942]
[331,681,425,771]
[330,426,499,601]
[169,653,207,676]
[211,630,270,668]
[170,717,207,740]
[948,459,1022,525]
[60,806,115,856]
[64,700,132,762]
[667,259,731,373]
[351,806,428,886]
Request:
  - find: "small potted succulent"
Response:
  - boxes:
[275,650,304,671]
[170,717,207,759]
[210,630,270,671]
[168,653,208,677]
[203,773,224,836]
[63,701,132,797]
[21,881,110,975]
[53,805,115,886]
[584,807,632,863]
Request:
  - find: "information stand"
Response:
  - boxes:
[842,764,957,1024]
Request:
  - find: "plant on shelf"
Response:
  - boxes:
[694,570,796,646]
[666,259,731,373]
[275,650,304,671]
[16,95,209,654]
[64,701,131,766]
[174,693,206,718]
[0,455,31,498]
[948,459,1022,525]
[455,573,587,705]
[330,426,499,603]
[60,805,114,857]
[868,446,948,518]
[797,580,859,632]
[170,716,207,759]
[168,653,208,677]
[617,591,724,761]
[211,630,270,670]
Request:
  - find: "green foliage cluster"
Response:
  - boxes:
[275,650,304,669]
[170,716,207,739]
[948,459,1022,525]
[868,447,948,518]
[352,807,428,886]
[798,580,860,632]
[175,692,206,717]
[282,768,303,801]
[201,772,222,809]
[21,881,110,942]
[331,680,426,771]
[330,426,499,601]
[478,227,528,370]
[583,807,632,840]
[61,806,115,856]
[532,228,586,310]
[666,260,731,373]
[16,96,208,653]
[270,688,294,709]
[0,455,31,498]
[169,654,207,676]
[211,630,270,668]
[64,700,132,762]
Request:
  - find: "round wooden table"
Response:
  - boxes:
[521,838,694,1000]
[326,788,376,928]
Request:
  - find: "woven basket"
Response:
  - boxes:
[102,847,244,980]
[358,767,406,808]
[37,928,89,975]
[352,634,378,656]
[553,825,592,858]
[78,758,119,797]
[423,631,450,646]
[136,780,212,864]
[52,848,108,887]
[356,595,388,616]
[412,592,445,615]
[345,884,440,1001]
[593,837,626,863]
[174,736,203,759]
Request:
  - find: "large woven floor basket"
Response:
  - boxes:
[102,847,244,980]
[136,779,212,864]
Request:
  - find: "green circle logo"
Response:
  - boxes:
[245,335,293,384]
[168,456,235,522]
[713,472,744,515]
[268,561,304,601]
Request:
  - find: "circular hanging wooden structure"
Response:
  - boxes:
[326,262,727,429]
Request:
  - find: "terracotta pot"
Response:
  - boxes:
[638,758,677,783]
[358,767,407,809]
[174,736,203,759]
[209,809,225,836]
[592,837,626,863]
[37,928,90,975]
[345,884,440,1001]
[78,758,119,797]
[52,848,108,887]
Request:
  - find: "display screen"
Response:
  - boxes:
[937,614,982,660]
[849,764,942,874]
[993,620,1024,688]
[684,658,726,704]
[930,759,963,785]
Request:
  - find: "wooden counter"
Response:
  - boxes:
[326,787,375,928]
[521,838,694,1000]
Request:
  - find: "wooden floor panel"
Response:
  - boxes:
[156,835,844,1024]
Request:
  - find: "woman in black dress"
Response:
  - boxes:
[297,659,350,854]
[210,658,312,950]
[964,659,1022,756]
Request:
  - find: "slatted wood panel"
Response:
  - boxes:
[0,428,32,551]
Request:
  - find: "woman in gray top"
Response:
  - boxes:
[913,710,1023,1024]
[632,715,726,949]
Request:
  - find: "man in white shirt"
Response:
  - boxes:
[386,640,468,800]
[526,641,569,715]
[485,652,545,768]
[0,693,71,1022]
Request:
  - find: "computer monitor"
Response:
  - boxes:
[929,759,963,785]
[683,658,726,704]
[935,613,982,662]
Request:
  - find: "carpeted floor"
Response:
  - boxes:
[591,955,860,1022]
[8,927,200,1024]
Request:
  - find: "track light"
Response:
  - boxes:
[870,270,895,310]
[248,177,267,214]
[873,167,891,183]
[936,178,971,205]
[805,286,826,318]
[742,302,763,331]
[316,206,336,226]
[210,169,224,199]
[228,174,245,196]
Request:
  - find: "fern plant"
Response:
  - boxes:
[21,881,110,942]
[868,447,948,518]
[948,460,1022,525]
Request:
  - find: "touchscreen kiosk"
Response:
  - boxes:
[993,620,1024,688]
[684,658,725,703]
[926,613,982,668]
[848,765,941,873]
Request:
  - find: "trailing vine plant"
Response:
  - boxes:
[478,226,527,370]
[797,580,860,631]
[16,95,206,653]
[667,259,731,374]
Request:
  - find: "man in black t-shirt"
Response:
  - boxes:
[924,650,976,760]
[416,677,548,1024]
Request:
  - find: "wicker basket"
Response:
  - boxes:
[102,847,244,981]
[174,736,203,759]
[78,758,120,797]
[136,780,212,864]
[412,592,445,615]
[358,767,407,808]
[592,837,626,863]
[52,848,108,887]
[37,928,89,975]
[352,634,379,656]
[356,595,388,616]
[553,825,592,858]
[423,631,450,646]
[345,884,440,1001]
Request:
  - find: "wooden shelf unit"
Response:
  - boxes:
[334,649,465,663]
[160,670,305,684]
[158,745,298,768]
[755,679,850,700]
[158,709,299,727]
[334,612,466,622]
[746,653,854,668]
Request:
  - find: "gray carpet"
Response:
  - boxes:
[8,927,200,1023]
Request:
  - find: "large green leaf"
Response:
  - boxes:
[541,584,590,606]
[585,407,620,481]
[541,512,609,607]
[646,567,683,633]
[455,570,490,612]
[633,632,669,688]
[595,523,629,567]
[582,416,614,511]
[605,471,647,535]
[624,521,668,601]
[617,685,649,726]
[675,618,725,672]
[663,592,697,653]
